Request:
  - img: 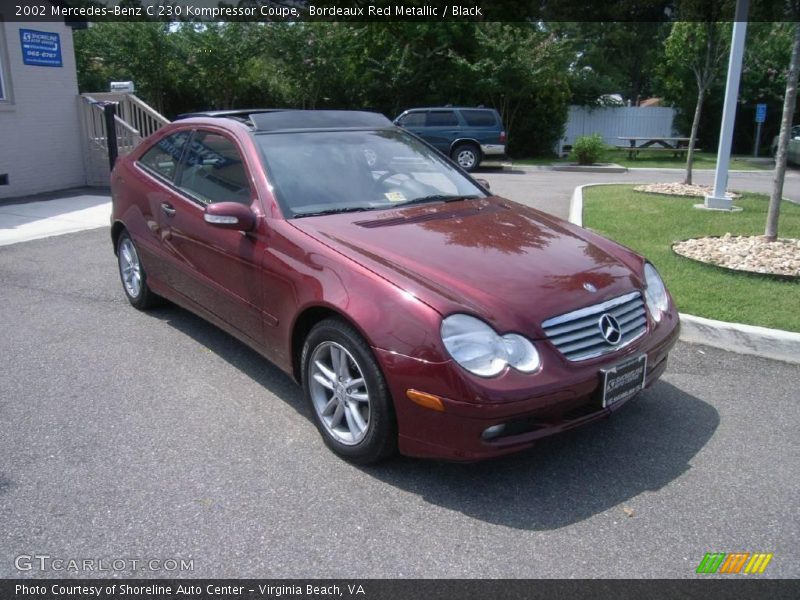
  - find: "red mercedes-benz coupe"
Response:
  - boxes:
[111,109,679,463]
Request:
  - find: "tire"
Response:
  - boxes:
[117,230,161,310]
[451,143,481,172]
[301,318,397,464]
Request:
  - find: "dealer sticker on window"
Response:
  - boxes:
[384,192,406,202]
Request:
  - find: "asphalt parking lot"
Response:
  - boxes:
[1,226,798,579]
[480,165,800,219]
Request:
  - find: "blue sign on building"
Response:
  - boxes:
[755,103,767,123]
[19,29,62,68]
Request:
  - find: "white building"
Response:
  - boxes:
[0,19,86,199]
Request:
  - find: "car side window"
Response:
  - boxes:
[461,110,498,127]
[176,131,253,205]
[138,131,191,182]
[398,112,426,127]
[426,111,459,127]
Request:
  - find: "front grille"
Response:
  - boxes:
[541,291,647,361]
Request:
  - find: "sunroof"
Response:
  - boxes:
[250,110,392,132]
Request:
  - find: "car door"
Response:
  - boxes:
[159,128,264,343]
[459,109,503,146]
[421,109,461,153]
[133,129,193,288]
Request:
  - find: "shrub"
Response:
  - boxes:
[570,133,606,165]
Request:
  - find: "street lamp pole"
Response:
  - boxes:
[704,0,749,210]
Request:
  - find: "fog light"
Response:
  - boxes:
[406,389,445,412]
[482,424,507,441]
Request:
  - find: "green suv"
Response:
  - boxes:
[393,107,507,171]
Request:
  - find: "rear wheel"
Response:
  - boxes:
[117,230,160,310]
[451,143,481,171]
[302,318,397,464]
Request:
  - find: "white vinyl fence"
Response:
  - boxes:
[557,106,677,155]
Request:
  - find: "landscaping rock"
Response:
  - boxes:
[634,183,740,199]
[673,234,800,277]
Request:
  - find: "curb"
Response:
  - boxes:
[569,183,800,365]
[551,163,628,173]
[679,314,800,365]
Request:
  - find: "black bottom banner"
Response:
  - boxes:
[3,579,800,600]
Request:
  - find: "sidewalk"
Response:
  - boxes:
[0,188,111,247]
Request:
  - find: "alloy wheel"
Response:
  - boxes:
[308,341,371,445]
[119,237,142,299]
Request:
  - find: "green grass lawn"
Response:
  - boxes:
[582,184,800,332]
[518,151,773,171]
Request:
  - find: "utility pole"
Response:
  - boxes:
[703,0,749,210]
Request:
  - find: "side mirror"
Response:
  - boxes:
[204,202,256,232]
[476,178,491,191]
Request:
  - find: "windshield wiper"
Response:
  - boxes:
[294,206,373,218]
[394,194,480,208]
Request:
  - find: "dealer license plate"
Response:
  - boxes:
[601,354,647,408]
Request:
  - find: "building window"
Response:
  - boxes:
[0,63,6,101]
[0,26,8,102]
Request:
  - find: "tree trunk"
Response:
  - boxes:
[684,87,705,186]
[765,21,800,241]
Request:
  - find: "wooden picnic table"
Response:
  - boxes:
[616,136,696,160]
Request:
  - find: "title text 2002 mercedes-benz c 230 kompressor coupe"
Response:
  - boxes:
[111,110,679,463]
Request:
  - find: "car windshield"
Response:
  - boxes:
[255,129,486,217]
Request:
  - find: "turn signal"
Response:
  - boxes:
[406,390,446,412]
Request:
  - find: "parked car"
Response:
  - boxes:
[770,124,800,165]
[111,109,679,463]
[393,106,506,171]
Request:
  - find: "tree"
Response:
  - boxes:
[662,20,731,185]
[344,23,476,116]
[449,23,571,155]
[552,21,670,106]
[74,22,188,115]
[765,19,800,240]
[74,21,574,157]
[173,23,267,110]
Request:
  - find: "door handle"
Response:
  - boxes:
[161,202,176,217]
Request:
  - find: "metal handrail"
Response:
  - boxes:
[80,92,170,139]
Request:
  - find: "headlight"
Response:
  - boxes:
[440,314,541,377]
[644,262,669,322]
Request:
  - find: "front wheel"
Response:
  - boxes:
[301,319,397,464]
[451,143,481,172]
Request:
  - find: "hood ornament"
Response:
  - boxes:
[583,282,597,293]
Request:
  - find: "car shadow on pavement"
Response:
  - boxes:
[149,303,717,532]
[148,303,309,415]
[362,381,718,531]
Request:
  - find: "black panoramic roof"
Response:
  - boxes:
[251,110,393,132]
[175,109,393,132]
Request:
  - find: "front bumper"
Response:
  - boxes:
[374,313,680,461]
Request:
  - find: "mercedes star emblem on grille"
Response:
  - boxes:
[598,313,622,345]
